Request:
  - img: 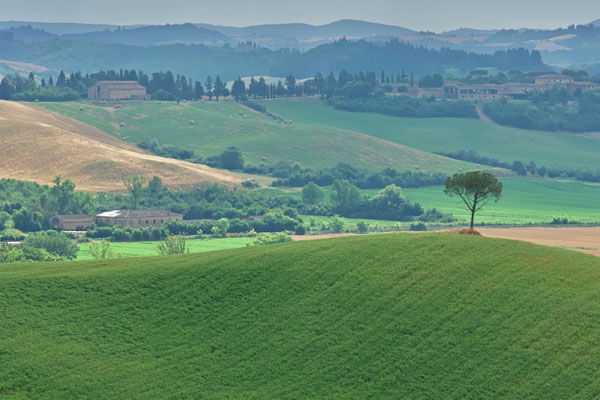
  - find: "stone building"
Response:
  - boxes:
[50,215,95,231]
[88,81,150,101]
[94,210,183,228]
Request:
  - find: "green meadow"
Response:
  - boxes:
[270,178,600,225]
[404,178,600,224]
[77,237,252,260]
[38,101,475,173]
[2,234,600,398]
[262,98,600,170]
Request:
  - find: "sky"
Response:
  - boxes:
[2,0,600,32]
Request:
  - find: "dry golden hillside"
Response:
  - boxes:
[0,101,242,191]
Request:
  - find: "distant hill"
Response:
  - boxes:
[199,19,415,39]
[440,28,499,36]
[63,23,229,46]
[0,101,241,191]
[0,34,546,80]
[270,39,545,78]
[0,25,56,42]
[590,18,600,27]
[0,21,121,35]
[2,233,600,397]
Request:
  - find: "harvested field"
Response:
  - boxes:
[0,101,241,191]
[479,227,600,257]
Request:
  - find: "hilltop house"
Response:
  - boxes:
[51,210,183,230]
[88,81,150,101]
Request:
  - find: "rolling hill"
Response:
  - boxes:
[38,101,476,174]
[262,99,600,170]
[1,234,600,398]
[0,101,241,191]
[198,19,415,42]
[63,23,229,46]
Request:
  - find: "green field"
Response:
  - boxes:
[271,177,600,225]
[404,178,600,224]
[77,237,252,260]
[2,234,600,397]
[262,99,600,170]
[38,101,475,173]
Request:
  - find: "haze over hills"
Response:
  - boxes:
[1,18,600,70]
[62,24,228,46]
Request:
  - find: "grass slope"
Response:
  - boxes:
[38,101,475,173]
[2,234,600,398]
[262,99,600,170]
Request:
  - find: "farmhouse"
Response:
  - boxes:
[88,81,150,101]
[50,214,95,231]
[95,210,183,228]
[51,210,183,230]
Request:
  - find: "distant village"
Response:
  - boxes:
[381,74,600,101]
[87,73,600,103]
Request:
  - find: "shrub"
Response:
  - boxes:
[211,218,230,238]
[88,241,121,259]
[409,222,427,231]
[328,215,346,233]
[248,232,292,246]
[156,236,188,255]
[356,221,369,234]
[23,230,79,260]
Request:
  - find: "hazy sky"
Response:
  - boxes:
[3,0,600,31]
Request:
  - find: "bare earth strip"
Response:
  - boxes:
[479,227,600,257]
[0,101,242,191]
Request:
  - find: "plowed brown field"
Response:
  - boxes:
[0,101,241,191]
[479,227,600,257]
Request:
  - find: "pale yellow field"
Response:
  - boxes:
[0,101,241,191]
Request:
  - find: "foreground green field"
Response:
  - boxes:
[263,99,600,170]
[404,178,600,224]
[77,237,252,260]
[39,101,474,173]
[2,234,600,397]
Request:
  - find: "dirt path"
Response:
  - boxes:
[478,227,600,257]
[476,105,494,124]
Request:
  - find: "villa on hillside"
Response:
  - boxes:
[534,74,575,85]
[380,74,600,101]
[52,210,183,230]
[88,81,150,101]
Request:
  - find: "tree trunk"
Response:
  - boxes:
[470,194,478,230]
